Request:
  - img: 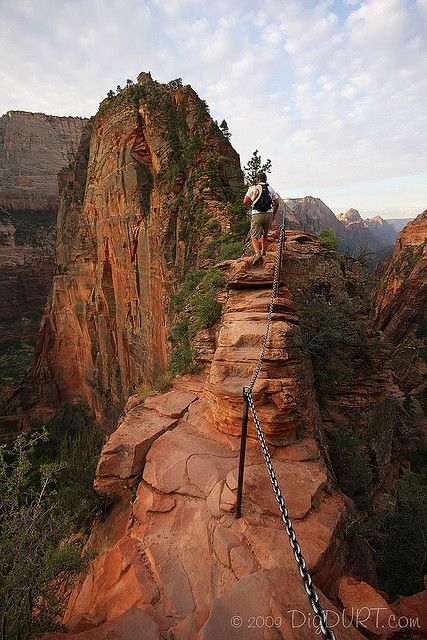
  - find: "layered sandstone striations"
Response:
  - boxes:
[0,111,87,211]
[372,210,427,424]
[206,234,322,445]
[44,240,370,640]
[42,230,424,639]
[3,74,243,438]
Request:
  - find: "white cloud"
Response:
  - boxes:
[0,0,426,215]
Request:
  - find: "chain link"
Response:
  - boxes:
[245,215,336,640]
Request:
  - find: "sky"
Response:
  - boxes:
[1,0,426,218]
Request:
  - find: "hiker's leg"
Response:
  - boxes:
[261,234,268,252]
[250,215,263,254]
[251,235,261,254]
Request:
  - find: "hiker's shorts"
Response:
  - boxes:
[250,212,272,238]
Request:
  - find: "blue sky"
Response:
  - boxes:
[1,0,426,218]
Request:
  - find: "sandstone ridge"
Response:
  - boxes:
[43,232,407,640]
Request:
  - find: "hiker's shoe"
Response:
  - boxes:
[252,253,263,266]
[261,250,267,256]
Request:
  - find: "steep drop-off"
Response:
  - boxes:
[1,74,243,439]
[0,112,89,408]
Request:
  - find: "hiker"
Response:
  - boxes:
[243,171,279,265]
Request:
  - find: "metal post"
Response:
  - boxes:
[235,388,249,518]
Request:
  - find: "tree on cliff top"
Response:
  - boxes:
[168,78,183,91]
[243,149,272,185]
[219,119,231,139]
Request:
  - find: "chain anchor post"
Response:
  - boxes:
[235,387,249,519]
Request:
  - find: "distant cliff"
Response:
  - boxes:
[2,74,243,437]
[0,111,89,411]
[372,210,427,419]
[0,111,88,211]
[282,197,398,258]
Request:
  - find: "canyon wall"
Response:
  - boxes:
[1,74,243,438]
[0,110,87,211]
[372,210,427,427]
[282,197,397,259]
[0,111,88,411]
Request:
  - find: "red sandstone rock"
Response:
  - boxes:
[338,576,397,637]
[206,242,320,444]
[372,210,427,423]
[11,75,243,433]
[144,390,198,417]
[391,587,427,638]
[0,111,87,211]
[45,607,160,639]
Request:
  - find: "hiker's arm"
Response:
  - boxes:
[272,198,279,220]
[243,195,252,208]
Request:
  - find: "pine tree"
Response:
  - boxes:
[116,85,122,93]
[107,90,115,99]
[219,119,231,139]
[168,78,183,91]
[126,78,133,86]
[243,150,272,185]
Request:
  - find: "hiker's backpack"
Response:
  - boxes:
[253,183,272,212]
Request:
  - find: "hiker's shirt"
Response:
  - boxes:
[245,182,278,215]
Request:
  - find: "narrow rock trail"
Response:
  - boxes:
[46,234,366,639]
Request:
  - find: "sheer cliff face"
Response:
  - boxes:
[0,111,89,411]
[373,211,427,414]
[24,75,243,429]
[0,111,88,211]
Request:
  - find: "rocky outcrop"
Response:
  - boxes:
[284,196,343,236]
[44,334,360,639]
[1,74,243,439]
[206,233,321,445]
[372,210,427,427]
[0,111,87,211]
[41,229,426,639]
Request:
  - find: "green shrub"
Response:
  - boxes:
[30,403,104,533]
[169,321,194,376]
[0,430,93,638]
[317,227,340,250]
[378,470,427,599]
[327,423,373,510]
[301,299,386,403]
[170,268,225,375]
[0,340,34,386]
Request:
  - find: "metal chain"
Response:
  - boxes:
[245,214,336,640]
